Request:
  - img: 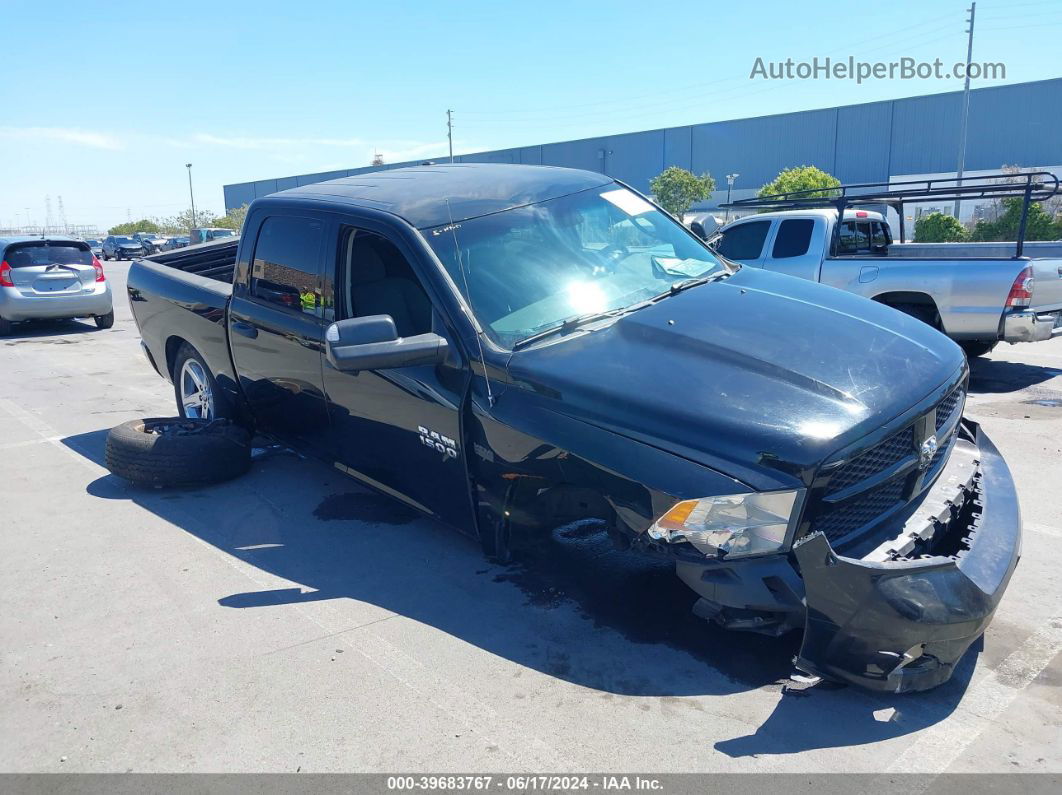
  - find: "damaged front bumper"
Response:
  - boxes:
[675,420,1021,693]
[792,420,1020,692]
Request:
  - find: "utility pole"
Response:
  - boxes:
[186,163,197,229]
[953,1,976,219]
[446,109,454,163]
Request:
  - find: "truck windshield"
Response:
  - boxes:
[427,186,724,348]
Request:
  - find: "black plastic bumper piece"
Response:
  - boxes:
[792,420,1021,692]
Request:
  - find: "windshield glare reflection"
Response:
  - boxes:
[428,186,724,348]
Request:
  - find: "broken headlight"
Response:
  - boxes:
[646,489,803,558]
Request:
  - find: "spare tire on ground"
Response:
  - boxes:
[105,417,252,487]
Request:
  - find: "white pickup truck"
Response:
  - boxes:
[708,174,1062,357]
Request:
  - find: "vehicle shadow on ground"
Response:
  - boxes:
[1,318,103,342]
[64,428,973,753]
[968,355,1062,395]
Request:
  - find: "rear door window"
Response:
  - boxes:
[715,220,771,260]
[4,242,92,267]
[250,216,325,316]
[771,219,815,258]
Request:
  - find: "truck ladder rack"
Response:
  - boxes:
[721,171,1060,256]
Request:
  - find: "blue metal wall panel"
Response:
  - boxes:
[466,147,520,164]
[519,146,543,165]
[224,182,256,209]
[603,130,666,192]
[223,79,1062,210]
[691,107,838,189]
[834,101,892,183]
[541,137,607,171]
[253,179,278,198]
[962,79,1062,170]
[663,126,692,171]
[889,90,963,174]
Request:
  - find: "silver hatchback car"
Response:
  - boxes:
[0,236,114,335]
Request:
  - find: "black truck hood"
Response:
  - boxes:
[505,267,965,489]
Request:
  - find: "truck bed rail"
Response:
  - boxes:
[143,237,240,283]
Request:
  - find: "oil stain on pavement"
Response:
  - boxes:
[313,492,418,525]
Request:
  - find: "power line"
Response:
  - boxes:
[982,20,1062,31]
[459,10,958,119]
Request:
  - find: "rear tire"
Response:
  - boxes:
[961,340,998,359]
[0,315,11,336]
[172,343,235,421]
[94,311,114,329]
[105,417,251,487]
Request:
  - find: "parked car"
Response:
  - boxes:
[707,173,1062,358]
[124,164,1020,693]
[133,232,168,254]
[189,227,235,245]
[102,235,145,260]
[162,235,190,251]
[0,236,113,334]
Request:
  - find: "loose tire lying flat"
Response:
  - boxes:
[105,417,252,487]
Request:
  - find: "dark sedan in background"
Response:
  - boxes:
[102,235,145,260]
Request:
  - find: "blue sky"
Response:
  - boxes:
[2,0,1059,231]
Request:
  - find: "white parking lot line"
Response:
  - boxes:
[886,620,1062,776]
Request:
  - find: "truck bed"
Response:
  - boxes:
[145,237,240,283]
[127,238,239,390]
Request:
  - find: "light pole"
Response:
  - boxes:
[185,163,197,230]
[724,174,739,222]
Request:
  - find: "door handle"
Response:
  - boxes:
[231,320,258,339]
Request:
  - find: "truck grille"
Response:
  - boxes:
[935,387,964,431]
[810,480,906,542]
[806,383,965,545]
[826,426,914,493]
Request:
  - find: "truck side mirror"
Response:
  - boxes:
[325,315,449,372]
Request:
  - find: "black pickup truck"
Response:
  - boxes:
[126,163,1021,692]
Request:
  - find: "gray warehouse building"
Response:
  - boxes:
[224,77,1062,217]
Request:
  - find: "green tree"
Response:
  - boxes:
[107,218,161,235]
[157,208,220,234]
[212,204,248,232]
[970,198,1062,242]
[649,167,715,220]
[914,211,968,242]
[758,166,840,201]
